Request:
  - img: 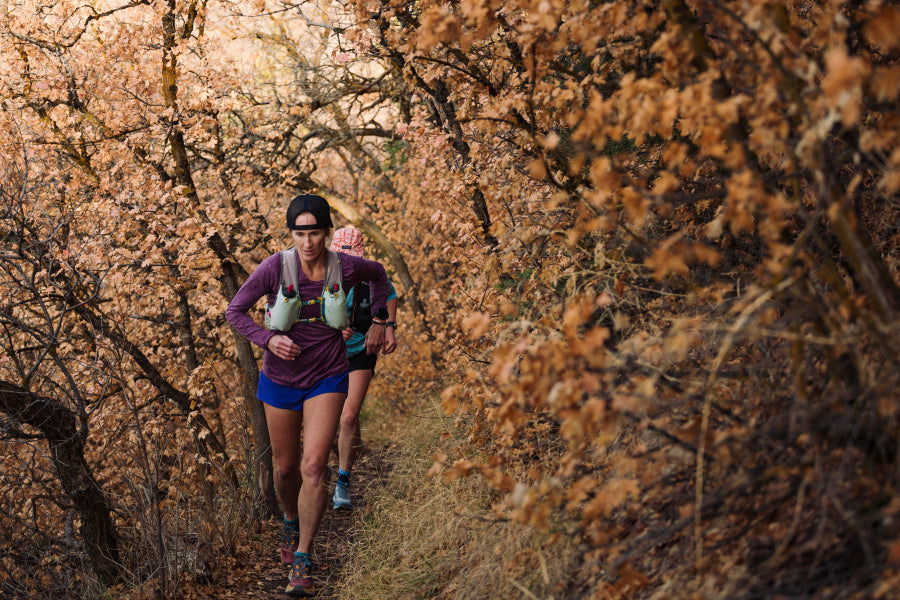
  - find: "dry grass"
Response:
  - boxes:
[332,393,584,600]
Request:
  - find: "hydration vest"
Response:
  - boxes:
[264,249,349,331]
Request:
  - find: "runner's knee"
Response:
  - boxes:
[340,411,360,432]
[300,457,328,486]
[272,459,300,483]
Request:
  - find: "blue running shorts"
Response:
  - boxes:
[257,370,349,410]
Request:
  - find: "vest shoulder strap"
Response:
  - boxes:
[323,249,343,292]
[281,248,341,294]
[280,249,299,295]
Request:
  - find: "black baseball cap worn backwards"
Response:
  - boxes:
[286,194,333,230]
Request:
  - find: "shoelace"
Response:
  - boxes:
[292,555,312,575]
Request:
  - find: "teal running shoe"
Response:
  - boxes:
[333,480,351,510]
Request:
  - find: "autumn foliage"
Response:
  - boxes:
[1,0,899,598]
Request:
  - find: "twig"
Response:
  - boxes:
[695,278,794,568]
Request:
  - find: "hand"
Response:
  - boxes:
[364,323,386,354]
[382,327,397,355]
[342,328,353,341]
[267,335,301,361]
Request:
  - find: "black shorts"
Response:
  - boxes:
[348,351,378,373]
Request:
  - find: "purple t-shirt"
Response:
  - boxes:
[226,249,389,388]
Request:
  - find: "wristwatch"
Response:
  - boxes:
[386,320,397,329]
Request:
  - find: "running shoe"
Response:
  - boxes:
[285,553,315,597]
[333,480,351,510]
[280,521,300,565]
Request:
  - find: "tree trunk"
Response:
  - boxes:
[162,0,277,514]
[231,325,280,517]
[0,380,120,585]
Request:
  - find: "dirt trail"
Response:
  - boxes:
[223,442,396,599]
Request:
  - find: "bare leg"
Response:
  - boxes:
[264,403,303,520]
[296,391,345,553]
[338,368,374,474]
